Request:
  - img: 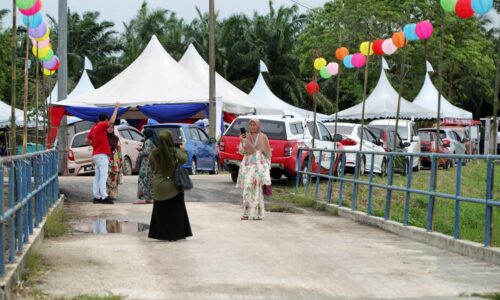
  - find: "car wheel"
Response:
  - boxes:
[231,171,238,183]
[122,157,132,176]
[413,159,421,172]
[209,158,219,175]
[379,158,387,177]
[444,159,450,170]
[189,158,197,175]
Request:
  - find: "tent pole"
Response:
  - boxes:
[359,20,374,152]
[35,41,39,151]
[57,0,69,174]
[208,0,216,139]
[10,0,17,156]
[22,18,30,155]
[333,32,342,150]
[41,65,48,148]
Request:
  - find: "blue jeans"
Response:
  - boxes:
[92,154,109,199]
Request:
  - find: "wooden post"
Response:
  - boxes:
[10,0,17,156]
[393,42,407,151]
[333,33,343,150]
[22,18,30,154]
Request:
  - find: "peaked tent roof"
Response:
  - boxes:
[413,73,472,119]
[0,101,25,128]
[58,36,209,107]
[249,73,329,120]
[178,44,276,114]
[331,60,435,120]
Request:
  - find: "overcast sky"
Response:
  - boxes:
[0,0,329,31]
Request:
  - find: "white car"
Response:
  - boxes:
[368,119,421,171]
[324,122,387,176]
[419,128,466,167]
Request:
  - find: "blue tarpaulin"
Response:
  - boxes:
[138,104,208,123]
[64,106,129,122]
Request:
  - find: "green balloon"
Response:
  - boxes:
[440,0,458,12]
[15,0,36,10]
[320,66,331,79]
[39,49,54,62]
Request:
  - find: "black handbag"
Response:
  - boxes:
[174,155,193,191]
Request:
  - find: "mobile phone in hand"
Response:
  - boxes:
[240,127,246,137]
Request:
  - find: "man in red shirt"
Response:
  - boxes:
[86,102,120,204]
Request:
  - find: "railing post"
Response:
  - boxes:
[384,156,394,220]
[326,150,335,205]
[404,155,414,226]
[427,155,437,231]
[296,149,302,192]
[454,159,462,239]
[339,154,346,207]
[305,153,312,194]
[352,152,360,211]
[315,150,322,198]
[0,163,5,275]
[8,162,15,263]
[16,161,23,253]
[484,158,494,247]
[367,153,375,215]
[27,158,33,235]
[22,160,29,244]
[34,156,40,227]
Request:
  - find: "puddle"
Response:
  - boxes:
[70,219,149,234]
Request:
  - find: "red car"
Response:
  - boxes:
[418,131,452,169]
[219,115,343,184]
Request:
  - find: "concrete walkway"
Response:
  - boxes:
[33,175,500,299]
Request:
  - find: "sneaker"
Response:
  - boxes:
[93,198,102,204]
[101,197,114,205]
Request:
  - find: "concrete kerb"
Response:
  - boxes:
[325,203,500,266]
[0,194,65,300]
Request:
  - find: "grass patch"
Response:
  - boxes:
[20,252,45,283]
[276,160,500,246]
[469,292,500,300]
[72,294,125,300]
[45,208,71,238]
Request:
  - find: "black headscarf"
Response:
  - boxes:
[151,130,176,177]
[143,128,159,146]
[107,129,119,152]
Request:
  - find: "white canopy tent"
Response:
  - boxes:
[179,44,276,114]
[0,101,25,128]
[413,66,473,119]
[330,58,435,120]
[57,35,209,107]
[249,73,329,120]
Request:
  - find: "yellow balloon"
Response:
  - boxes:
[32,45,51,58]
[35,27,50,41]
[43,68,55,76]
[313,57,327,70]
[360,41,374,56]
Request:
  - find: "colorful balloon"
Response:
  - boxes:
[415,20,434,40]
[314,57,327,70]
[343,55,354,69]
[335,47,349,61]
[306,81,320,95]
[32,45,51,58]
[47,59,60,71]
[441,0,458,12]
[42,55,58,69]
[326,62,339,75]
[319,66,331,79]
[18,0,42,16]
[35,27,50,41]
[22,12,42,28]
[351,53,367,68]
[392,31,406,48]
[372,39,385,56]
[456,0,474,18]
[382,39,398,55]
[28,22,47,39]
[403,24,419,41]
[15,0,36,10]
[471,0,493,14]
[360,41,374,56]
[43,68,55,76]
[31,37,50,48]
[39,48,54,62]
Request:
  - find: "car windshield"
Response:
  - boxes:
[225,119,287,140]
[325,124,354,136]
[148,127,183,144]
[71,133,88,148]
[373,125,408,140]
[418,132,433,142]
[368,127,383,139]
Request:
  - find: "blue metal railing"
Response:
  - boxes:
[0,149,59,275]
[296,148,500,246]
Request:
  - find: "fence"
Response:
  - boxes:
[0,149,59,276]
[296,148,500,246]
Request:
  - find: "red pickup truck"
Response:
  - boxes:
[219,115,343,183]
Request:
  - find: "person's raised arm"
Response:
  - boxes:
[108,102,120,126]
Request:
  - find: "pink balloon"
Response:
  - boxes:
[31,37,50,48]
[42,55,58,70]
[415,20,434,40]
[18,0,41,16]
[326,62,339,75]
[351,53,367,68]
[382,39,398,56]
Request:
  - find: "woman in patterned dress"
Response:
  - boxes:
[236,118,272,220]
[106,126,123,200]
[135,128,158,204]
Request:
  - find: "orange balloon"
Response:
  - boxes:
[335,47,350,61]
[392,31,407,49]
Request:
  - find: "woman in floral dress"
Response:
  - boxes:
[236,118,272,220]
[135,129,158,204]
[106,127,123,200]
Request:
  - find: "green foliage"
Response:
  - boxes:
[72,294,124,300]
[45,208,70,238]
[20,252,45,283]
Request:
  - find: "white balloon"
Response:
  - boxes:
[382,39,398,56]
[326,62,339,75]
